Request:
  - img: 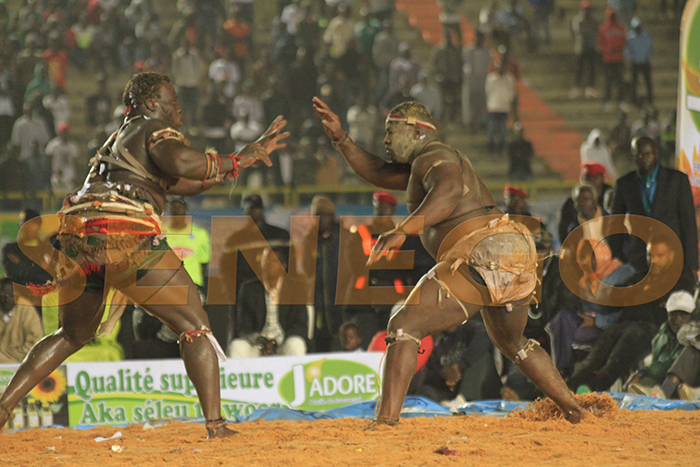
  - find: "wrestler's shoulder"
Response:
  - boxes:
[128,117,182,136]
[413,143,461,167]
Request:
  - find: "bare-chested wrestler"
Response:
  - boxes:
[313,97,588,426]
[0,72,289,438]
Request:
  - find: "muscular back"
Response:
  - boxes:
[84,117,187,214]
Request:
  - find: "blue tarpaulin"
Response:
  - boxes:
[231,393,700,423]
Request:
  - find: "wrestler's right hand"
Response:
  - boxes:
[313,97,346,143]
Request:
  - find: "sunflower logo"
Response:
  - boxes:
[29,370,67,405]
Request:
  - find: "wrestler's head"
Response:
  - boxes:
[123,72,182,127]
[384,102,437,164]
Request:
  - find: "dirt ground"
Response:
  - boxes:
[1,395,699,466]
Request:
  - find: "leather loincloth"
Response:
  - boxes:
[439,214,538,306]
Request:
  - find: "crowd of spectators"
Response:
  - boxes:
[0,0,699,409]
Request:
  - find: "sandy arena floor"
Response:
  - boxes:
[1,395,699,466]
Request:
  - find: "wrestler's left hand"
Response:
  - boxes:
[367,232,406,266]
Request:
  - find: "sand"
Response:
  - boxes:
[2,395,699,466]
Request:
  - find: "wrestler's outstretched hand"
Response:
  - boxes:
[367,232,406,266]
[313,97,346,143]
[238,116,289,168]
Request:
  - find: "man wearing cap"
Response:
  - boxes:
[220,194,292,342]
[341,191,412,347]
[624,17,653,107]
[314,97,588,426]
[626,290,696,397]
[557,162,613,246]
[503,184,531,216]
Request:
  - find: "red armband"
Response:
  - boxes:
[225,154,242,181]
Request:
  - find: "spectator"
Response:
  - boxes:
[388,42,421,97]
[302,195,343,352]
[201,83,231,153]
[558,162,614,245]
[372,20,400,105]
[280,0,304,37]
[580,128,618,179]
[208,45,242,100]
[346,94,379,152]
[171,36,202,128]
[220,194,291,341]
[0,277,42,363]
[608,109,633,171]
[430,30,462,123]
[409,321,501,408]
[222,4,251,68]
[1,209,54,309]
[503,184,531,216]
[42,83,71,133]
[437,0,463,47]
[323,3,354,61]
[566,235,697,392]
[569,2,599,100]
[0,57,15,150]
[610,136,698,275]
[45,123,79,193]
[527,0,554,51]
[232,80,264,123]
[598,7,627,112]
[84,74,112,130]
[43,32,68,90]
[485,59,516,155]
[627,290,695,397]
[339,321,363,351]
[625,17,653,107]
[23,62,52,104]
[647,321,700,400]
[229,246,308,358]
[9,100,51,191]
[630,107,660,141]
[461,31,491,130]
[409,71,442,122]
[506,122,534,181]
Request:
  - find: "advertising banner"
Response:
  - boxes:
[66,352,383,427]
[677,0,700,185]
[0,364,69,431]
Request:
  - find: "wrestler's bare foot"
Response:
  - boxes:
[363,417,400,431]
[564,406,591,424]
[205,419,239,439]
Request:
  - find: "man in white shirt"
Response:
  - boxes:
[485,59,516,155]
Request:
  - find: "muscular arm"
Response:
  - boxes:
[150,116,288,182]
[313,97,410,191]
[334,138,412,190]
[391,157,465,236]
[166,177,225,195]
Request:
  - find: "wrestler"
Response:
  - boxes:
[313,97,588,426]
[0,72,289,438]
